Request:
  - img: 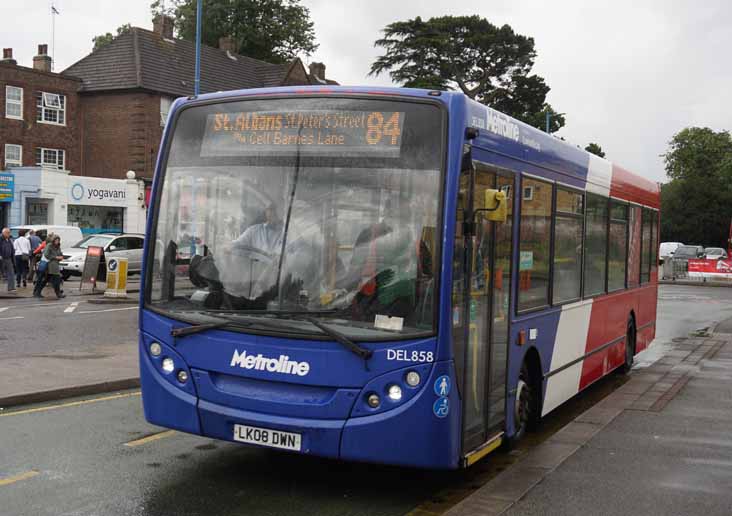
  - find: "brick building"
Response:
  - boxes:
[0,45,83,225]
[0,45,82,175]
[64,15,335,181]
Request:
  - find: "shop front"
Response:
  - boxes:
[5,167,146,234]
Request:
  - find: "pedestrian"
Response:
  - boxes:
[1,227,16,292]
[33,234,53,298]
[27,229,42,283]
[13,228,31,288]
[42,235,66,299]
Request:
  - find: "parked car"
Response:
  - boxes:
[60,233,144,279]
[673,245,705,261]
[658,241,684,264]
[10,225,83,248]
[705,247,728,260]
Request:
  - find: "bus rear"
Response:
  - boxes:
[140,90,459,468]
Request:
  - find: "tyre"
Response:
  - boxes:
[511,362,540,443]
[620,316,636,374]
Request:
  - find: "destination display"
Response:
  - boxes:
[200,110,405,157]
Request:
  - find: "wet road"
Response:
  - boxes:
[1,283,731,516]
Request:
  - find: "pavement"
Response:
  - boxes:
[446,329,732,515]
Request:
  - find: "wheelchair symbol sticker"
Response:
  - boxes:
[433,397,449,418]
[434,375,451,397]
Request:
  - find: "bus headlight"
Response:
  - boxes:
[387,384,403,401]
[149,342,162,357]
[162,357,175,373]
[405,371,420,387]
[367,393,380,408]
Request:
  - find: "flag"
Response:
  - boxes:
[51,5,60,14]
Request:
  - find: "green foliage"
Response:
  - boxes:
[585,142,605,158]
[152,0,318,64]
[661,127,732,247]
[369,15,565,132]
[92,23,132,52]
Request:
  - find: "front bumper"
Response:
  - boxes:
[139,337,460,469]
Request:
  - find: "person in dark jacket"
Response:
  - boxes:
[27,230,42,283]
[1,227,16,292]
[42,235,66,299]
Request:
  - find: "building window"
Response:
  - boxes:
[553,188,584,304]
[583,194,608,297]
[35,147,65,170]
[608,201,628,291]
[5,85,23,119]
[160,96,173,127]
[522,185,534,200]
[4,144,22,168]
[36,91,66,125]
[518,177,553,311]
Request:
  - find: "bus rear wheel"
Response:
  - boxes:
[620,317,636,374]
[512,363,539,442]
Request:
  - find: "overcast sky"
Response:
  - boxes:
[3,0,731,183]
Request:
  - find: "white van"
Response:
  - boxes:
[658,242,684,264]
[10,225,84,247]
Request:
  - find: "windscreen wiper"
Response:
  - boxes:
[171,319,252,338]
[298,316,373,362]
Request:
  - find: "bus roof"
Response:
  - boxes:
[172,85,660,209]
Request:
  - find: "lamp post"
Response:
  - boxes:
[194,0,202,96]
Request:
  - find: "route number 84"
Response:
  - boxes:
[366,112,401,145]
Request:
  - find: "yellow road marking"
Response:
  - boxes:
[0,470,40,487]
[124,430,176,447]
[0,391,141,418]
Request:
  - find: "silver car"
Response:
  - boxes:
[60,233,145,279]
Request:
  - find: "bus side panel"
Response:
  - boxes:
[635,283,658,353]
[340,360,461,469]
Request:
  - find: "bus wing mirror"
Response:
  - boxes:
[483,189,507,222]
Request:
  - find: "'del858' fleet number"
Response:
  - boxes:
[386,349,434,363]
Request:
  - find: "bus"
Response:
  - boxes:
[140,86,659,469]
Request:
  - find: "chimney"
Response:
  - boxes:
[309,62,326,83]
[33,44,52,72]
[153,14,175,39]
[1,48,17,65]
[218,36,237,54]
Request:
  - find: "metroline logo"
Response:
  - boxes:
[230,349,310,376]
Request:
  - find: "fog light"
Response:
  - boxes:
[149,342,162,357]
[367,393,380,408]
[177,370,189,383]
[387,384,403,401]
[162,357,175,373]
[405,371,421,387]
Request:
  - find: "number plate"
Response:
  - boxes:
[233,424,302,451]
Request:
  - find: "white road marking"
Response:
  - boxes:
[0,316,24,320]
[0,307,8,313]
[64,302,80,313]
[78,306,138,314]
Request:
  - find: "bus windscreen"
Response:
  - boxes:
[146,96,443,340]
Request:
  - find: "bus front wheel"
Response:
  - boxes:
[512,362,540,442]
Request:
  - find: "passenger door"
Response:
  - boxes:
[453,158,515,456]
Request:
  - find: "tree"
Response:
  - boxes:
[92,23,132,52]
[369,15,565,132]
[660,127,732,247]
[585,143,605,157]
[152,0,318,64]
